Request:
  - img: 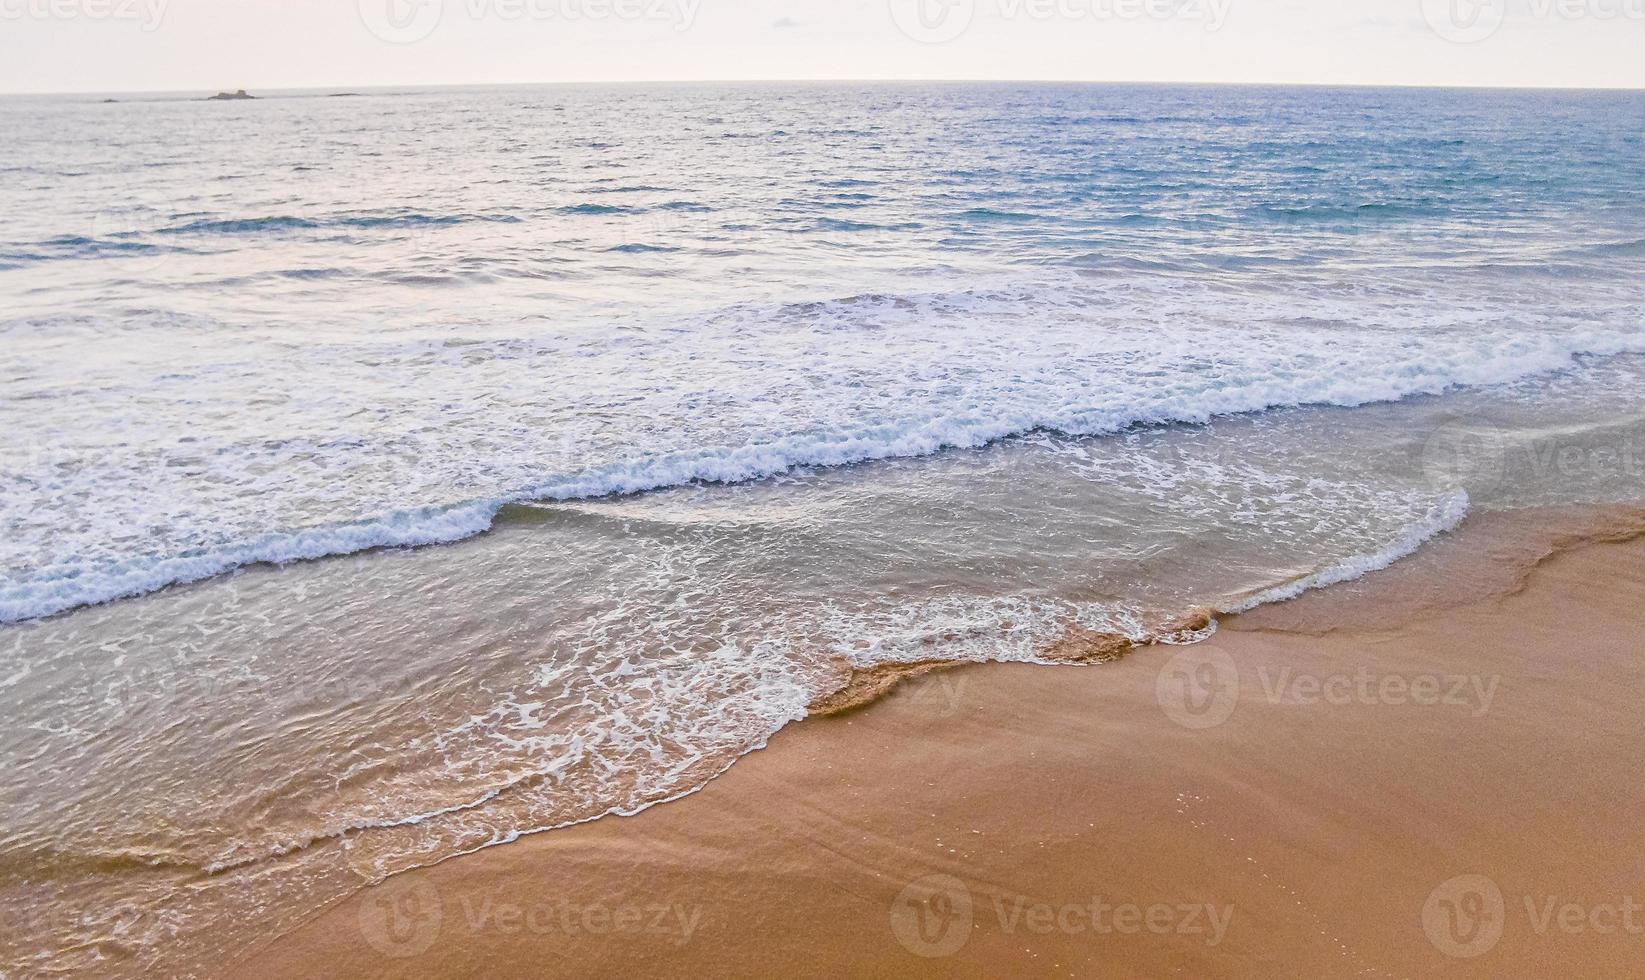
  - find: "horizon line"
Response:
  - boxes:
[6,76,1645,98]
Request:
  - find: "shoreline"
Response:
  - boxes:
[233,502,1645,978]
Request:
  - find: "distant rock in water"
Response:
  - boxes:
[101,99,118,104]
[207,89,256,101]
[327,93,363,98]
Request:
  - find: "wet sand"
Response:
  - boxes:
[235,506,1645,979]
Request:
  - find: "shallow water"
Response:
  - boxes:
[2,82,1644,977]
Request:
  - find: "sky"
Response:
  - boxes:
[0,0,1642,94]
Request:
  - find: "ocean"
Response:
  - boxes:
[2,82,1644,977]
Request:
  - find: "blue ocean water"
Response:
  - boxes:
[3,83,1644,622]
[2,83,1645,978]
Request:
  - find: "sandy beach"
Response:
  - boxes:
[7,34,1645,978]
[231,504,1645,979]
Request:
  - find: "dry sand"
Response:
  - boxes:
[235,506,1645,979]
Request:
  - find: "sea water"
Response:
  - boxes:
[2,82,1643,977]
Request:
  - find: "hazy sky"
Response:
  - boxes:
[1,0,1642,94]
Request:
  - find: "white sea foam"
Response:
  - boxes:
[321,484,1478,886]
[0,501,499,624]
[2,284,1641,623]
[1224,489,1472,613]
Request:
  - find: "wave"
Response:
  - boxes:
[814,217,919,232]
[957,207,1039,222]
[156,485,1475,892]
[1,236,169,264]
[807,495,1476,717]
[1578,238,1645,258]
[2,212,527,265]
[604,243,680,253]
[0,502,498,625]
[17,483,1473,894]
[1252,202,1436,222]
[159,212,523,235]
[1224,490,1471,612]
[556,203,633,215]
[160,216,321,235]
[4,324,1640,625]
